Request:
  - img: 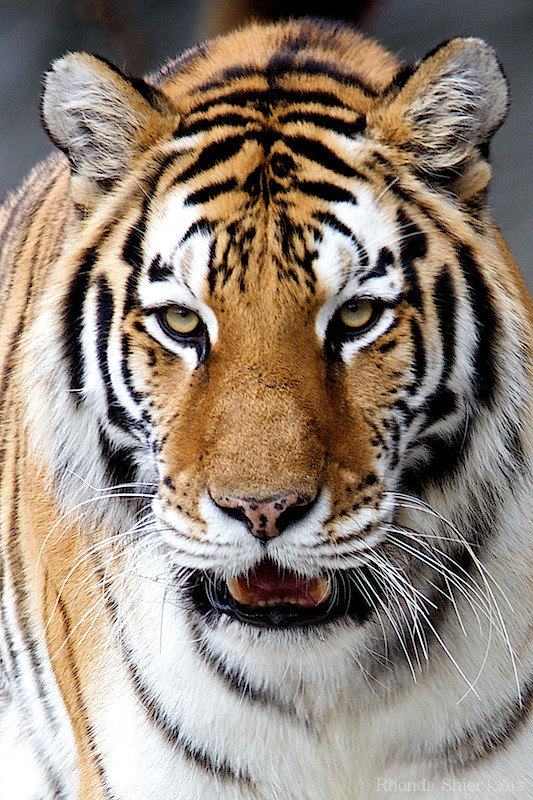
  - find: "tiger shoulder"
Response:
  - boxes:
[1,17,532,800]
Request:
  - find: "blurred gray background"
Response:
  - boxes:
[1,0,531,284]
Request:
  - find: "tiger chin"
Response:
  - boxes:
[1,16,532,800]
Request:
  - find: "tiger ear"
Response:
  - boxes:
[41,53,172,207]
[376,38,509,198]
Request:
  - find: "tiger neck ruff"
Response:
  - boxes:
[1,18,533,800]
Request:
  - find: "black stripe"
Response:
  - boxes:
[266,55,378,94]
[207,239,218,294]
[197,59,378,95]
[121,333,145,407]
[98,430,139,492]
[180,112,258,136]
[188,615,310,724]
[95,277,140,437]
[408,318,426,391]
[314,209,352,239]
[401,413,469,492]
[279,110,366,137]
[123,218,144,271]
[180,218,216,246]
[418,265,459,428]
[287,135,365,179]
[424,387,458,422]
[96,277,120,425]
[123,206,149,313]
[185,178,238,205]
[177,135,245,184]
[457,244,497,406]
[147,255,174,282]
[433,266,456,384]
[190,87,348,116]
[63,247,97,397]
[397,209,426,313]
[374,247,395,277]
[297,180,357,204]
[314,210,369,267]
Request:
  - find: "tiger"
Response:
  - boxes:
[1,15,532,800]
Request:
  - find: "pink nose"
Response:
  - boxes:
[214,493,315,542]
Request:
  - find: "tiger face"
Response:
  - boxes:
[34,21,515,647]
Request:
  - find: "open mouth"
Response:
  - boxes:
[190,560,374,628]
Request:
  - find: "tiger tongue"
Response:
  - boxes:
[227,562,331,608]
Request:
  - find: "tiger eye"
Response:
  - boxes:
[164,306,200,335]
[339,299,375,330]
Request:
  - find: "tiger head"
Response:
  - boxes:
[31,20,528,663]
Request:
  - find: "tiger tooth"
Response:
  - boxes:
[309,577,332,606]
[227,577,255,605]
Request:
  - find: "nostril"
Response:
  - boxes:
[212,492,317,541]
[276,496,317,534]
[217,503,253,532]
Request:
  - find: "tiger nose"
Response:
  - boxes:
[214,493,316,542]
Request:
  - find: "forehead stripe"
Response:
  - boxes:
[285,136,365,180]
[184,178,238,206]
[279,110,366,137]
[179,112,257,137]
[297,180,358,205]
[190,88,347,117]
[176,135,245,185]
[197,58,379,95]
